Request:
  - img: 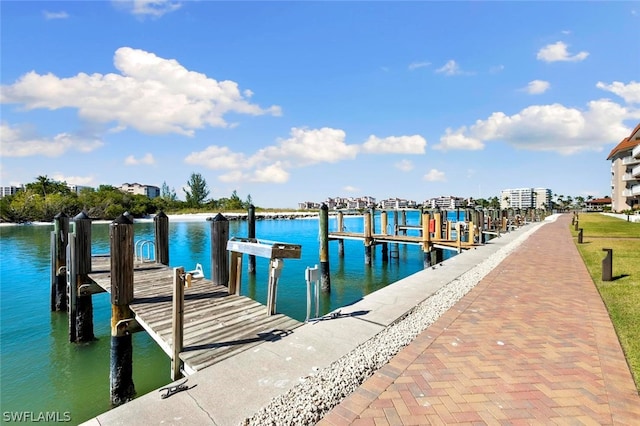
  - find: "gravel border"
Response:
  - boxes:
[241,219,551,425]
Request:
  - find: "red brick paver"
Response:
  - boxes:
[320,214,640,425]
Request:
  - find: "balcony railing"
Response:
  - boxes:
[633,164,640,178]
[633,143,640,160]
[622,173,639,182]
[622,155,640,166]
[622,185,640,197]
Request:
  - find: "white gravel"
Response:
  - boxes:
[241,218,553,426]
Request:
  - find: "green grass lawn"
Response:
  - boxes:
[571,213,640,392]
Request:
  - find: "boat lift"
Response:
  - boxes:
[226,238,302,315]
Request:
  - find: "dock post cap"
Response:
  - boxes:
[155,210,168,218]
[112,213,134,225]
[207,212,228,222]
[321,203,328,211]
[73,211,91,221]
[54,211,68,219]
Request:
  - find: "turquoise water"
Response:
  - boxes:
[0,211,449,424]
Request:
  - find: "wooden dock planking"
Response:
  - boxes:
[328,231,476,250]
[88,256,302,375]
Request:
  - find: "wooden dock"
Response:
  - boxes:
[327,231,476,251]
[89,256,302,375]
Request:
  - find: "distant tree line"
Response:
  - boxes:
[0,173,254,223]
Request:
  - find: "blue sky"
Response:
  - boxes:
[1,1,639,208]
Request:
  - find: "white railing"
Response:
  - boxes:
[135,239,155,262]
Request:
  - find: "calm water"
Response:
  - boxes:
[0,211,454,424]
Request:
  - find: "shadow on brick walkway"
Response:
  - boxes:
[319,214,640,425]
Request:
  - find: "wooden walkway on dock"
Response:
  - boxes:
[89,257,302,375]
[328,231,477,251]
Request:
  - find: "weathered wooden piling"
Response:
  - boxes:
[477,209,485,243]
[380,211,388,262]
[364,211,373,265]
[72,211,95,343]
[51,212,69,311]
[154,211,169,265]
[379,210,386,235]
[433,211,442,240]
[319,204,331,291]
[171,266,185,380]
[337,211,344,257]
[421,211,431,268]
[209,213,229,287]
[247,205,256,274]
[393,210,399,235]
[109,214,135,406]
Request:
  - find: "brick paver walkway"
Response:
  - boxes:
[320,214,640,425]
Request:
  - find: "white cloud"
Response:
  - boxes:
[361,135,426,154]
[184,128,431,185]
[343,185,359,193]
[596,81,640,104]
[43,11,69,20]
[256,127,358,166]
[218,162,289,183]
[250,163,289,183]
[524,80,550,95]
[435,60,463,76]
[394,159,414,172]
[113,0,182,18]
[434,127,484,151]
[184,146,248,169]
[0,122,103,157]
[489,64,505,74]
[536,41,589,62]
[124,153,155,165]
[51,174,96,187]
[436,99,639,155]
[408,61,430,71]
[0,47,281,136]
[423,169,446,182]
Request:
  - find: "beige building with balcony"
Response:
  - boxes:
[606,123,640,212]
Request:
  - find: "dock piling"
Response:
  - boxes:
[51,212,69,311]
[171,267,185,380]
[364,211,373,266]
[248,205,256,274]
[337,211,344,257]
[109,214,136,406]
[73,211,95,342]
[154,211,169,265]
[209,213,229,287]
[319,204,331,292]
[266,259,284,315]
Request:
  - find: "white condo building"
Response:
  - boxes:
[500,188,551,210]
[607,123,640,212]
[119,183,161,199]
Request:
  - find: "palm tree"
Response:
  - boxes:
[35,175,53,198]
